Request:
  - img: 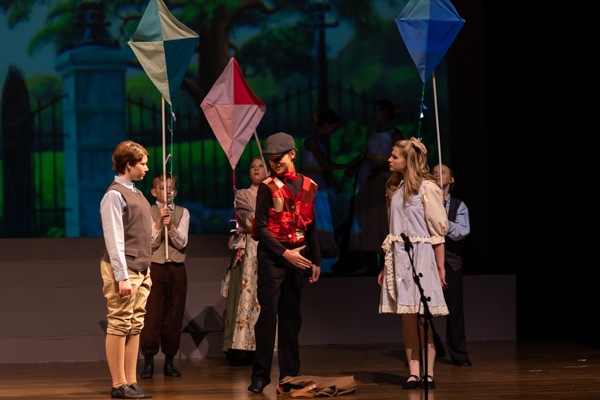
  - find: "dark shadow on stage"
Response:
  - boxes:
[342,370,406,386]
[381,348,407,362]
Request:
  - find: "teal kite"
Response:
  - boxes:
[127,0,198,260]
[128,0,199,105]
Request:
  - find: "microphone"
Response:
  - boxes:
[400,233,413,252]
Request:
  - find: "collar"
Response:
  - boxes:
[114,176,137,193]
[155,201,175,211]
[276,165,300,182]
[444,193,451,209]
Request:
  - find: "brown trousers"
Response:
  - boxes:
[140,262,187,356]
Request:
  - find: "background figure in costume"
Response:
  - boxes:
[378,138,448,390]
[433,164,472,367]
[302,109,360,273]
[249,133,321,394]
[100,140,153,399]
[221,157,268,365]
[140,173,190,379]
[348,99,404,275]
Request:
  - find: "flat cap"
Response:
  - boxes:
[262,132,296,156]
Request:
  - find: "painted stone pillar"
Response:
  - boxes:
[55,46,131,237]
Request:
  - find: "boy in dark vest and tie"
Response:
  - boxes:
[248,132,322,394]
[100,140,153,399]
[433,164,472,367]
[140,172,190,379]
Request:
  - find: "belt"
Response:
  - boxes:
[278,238,306,249]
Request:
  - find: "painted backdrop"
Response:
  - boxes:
[0,0,450,238]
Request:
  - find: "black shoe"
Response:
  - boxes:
[140,364,153,379]
[453,360,472,366]
[248,380,267,393]
[401,375,421,390]
[111,384,144,399]
[164,363,181,377]
[129,383,153,398]
[420,375,436,389]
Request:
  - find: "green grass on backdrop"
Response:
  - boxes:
[31,151,65,237]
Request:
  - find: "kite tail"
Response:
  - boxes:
[232,169,242,262]
[417,83,426,140]
[169,103,175,194]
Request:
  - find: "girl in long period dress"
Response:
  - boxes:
[222,157,267,365]
[378,138,449,390]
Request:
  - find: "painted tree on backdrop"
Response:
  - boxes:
[1,0,384,103]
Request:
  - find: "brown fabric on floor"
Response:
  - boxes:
[278,375,357,397]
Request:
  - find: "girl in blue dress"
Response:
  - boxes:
[379,138,448,389]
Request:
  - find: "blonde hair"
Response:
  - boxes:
[386,137,436,202]
[249,156,264,168]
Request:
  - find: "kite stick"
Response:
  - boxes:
[254,130,267,174]
[432,71,443,190]
[162,96,169,260]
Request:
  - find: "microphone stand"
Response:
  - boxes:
[401,233,433,399]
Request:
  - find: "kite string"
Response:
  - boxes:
[417,83,426,140]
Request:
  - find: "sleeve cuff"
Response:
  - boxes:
[431,236,445,245]
[114,270,128,282]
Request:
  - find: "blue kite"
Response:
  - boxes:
[395,0,465,84]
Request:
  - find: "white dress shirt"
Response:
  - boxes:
[151,201,190,259]
[445,194,471,241]
[100,176,152,281]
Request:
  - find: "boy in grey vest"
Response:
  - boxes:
[140,173,189,379]
[100,140,153,399]
[433,164,472,367]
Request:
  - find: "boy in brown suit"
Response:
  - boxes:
[140,173,189,379]
[100,140,153,399]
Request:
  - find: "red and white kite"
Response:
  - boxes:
[200,58,266,169]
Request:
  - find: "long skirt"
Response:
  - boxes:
[221,234,261,351]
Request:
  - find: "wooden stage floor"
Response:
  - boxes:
[1,340,599,399]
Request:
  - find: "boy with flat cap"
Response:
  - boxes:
[248,132,322,393]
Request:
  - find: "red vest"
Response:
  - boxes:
[261,174,317,245]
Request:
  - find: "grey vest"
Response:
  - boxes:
[101,181,152,272]
[445,196,463,271]
[151,204,186,264]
